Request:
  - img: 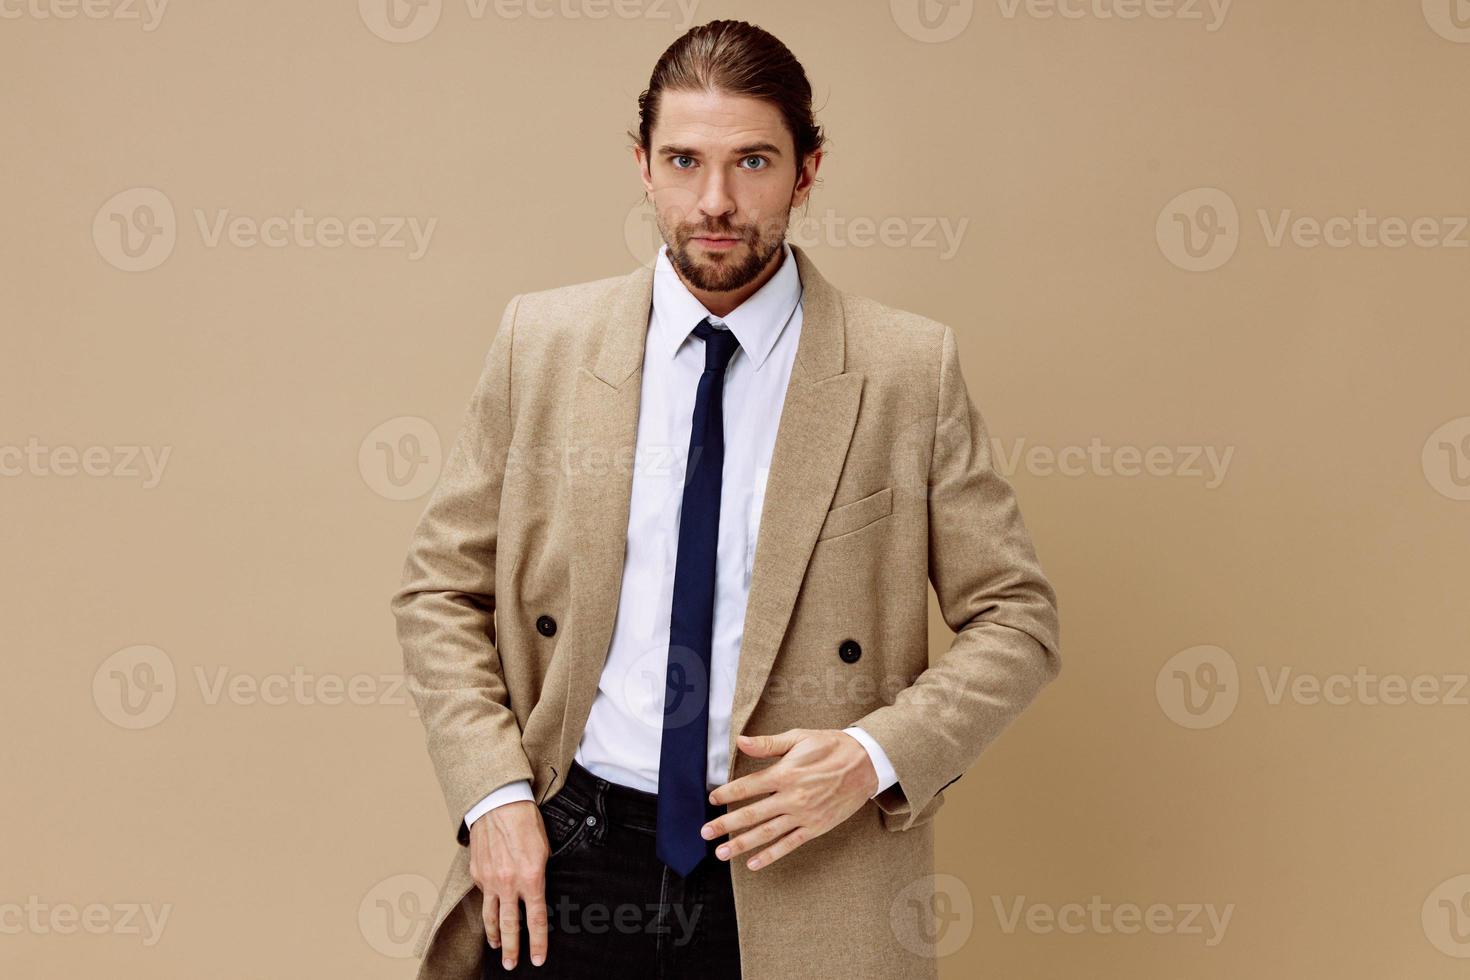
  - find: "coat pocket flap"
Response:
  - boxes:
[816,486,893,541]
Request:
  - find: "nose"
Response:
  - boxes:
[696,167,735,224]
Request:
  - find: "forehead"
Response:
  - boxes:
[652,88,791,153]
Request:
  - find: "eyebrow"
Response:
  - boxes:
[656,142,784,158]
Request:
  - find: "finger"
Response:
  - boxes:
[735,729,805,758]
[483,891,501,950]
[524,881,549,968]
[709,770,776,807]
[746,825,812,871]
[498,890,521,969]
[702,795,779,840]
[718,813,795,861]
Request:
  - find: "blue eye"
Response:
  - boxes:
[672,156,695,169]
[741,156,768,170]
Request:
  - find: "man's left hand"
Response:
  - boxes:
[703,729,878,871]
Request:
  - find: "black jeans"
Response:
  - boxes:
[489,761,741,979]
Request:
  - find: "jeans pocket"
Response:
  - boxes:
[540,794,595,861]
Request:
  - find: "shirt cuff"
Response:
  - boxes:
[842,726,899,799]
[464,779,535,832]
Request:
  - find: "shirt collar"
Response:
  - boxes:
[651,240,802,372]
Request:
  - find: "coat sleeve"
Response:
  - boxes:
[390,294,536,846]
[852,323,1062,832]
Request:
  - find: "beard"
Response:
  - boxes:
[661,213,787,293]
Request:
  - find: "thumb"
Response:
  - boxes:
[737,729,805,758]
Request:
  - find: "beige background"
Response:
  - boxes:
[4,1,1469,977]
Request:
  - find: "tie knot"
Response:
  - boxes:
[692,318,741,374]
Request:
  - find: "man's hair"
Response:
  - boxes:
[629,20,826,174]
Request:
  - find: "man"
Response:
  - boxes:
[392,19,1060,980]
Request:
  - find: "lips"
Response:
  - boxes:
[692,235,741,250]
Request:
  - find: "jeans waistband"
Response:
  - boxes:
[554,760,725,834]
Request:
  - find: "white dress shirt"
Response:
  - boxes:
[465,241,898,830]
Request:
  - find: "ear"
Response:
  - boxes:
[633,145,655,196]
[790,149,823,208]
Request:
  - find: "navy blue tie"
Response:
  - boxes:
[656,317,742,879]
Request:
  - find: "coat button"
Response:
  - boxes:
[838,639,862,664]
[536,615,557,637]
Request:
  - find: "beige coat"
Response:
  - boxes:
[391,243,1061,979]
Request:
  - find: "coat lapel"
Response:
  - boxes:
[725,246,862,764]
[557,263,651,771]
[557,244,863,779]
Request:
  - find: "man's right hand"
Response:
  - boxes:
[469,800,550,970]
